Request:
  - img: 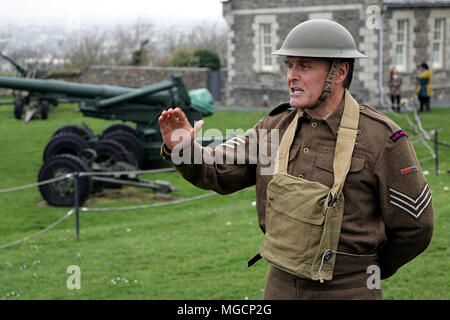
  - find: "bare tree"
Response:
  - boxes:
[155,21,227,67]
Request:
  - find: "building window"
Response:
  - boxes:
[432,18,445,69]
[252,15,279,73]
[260,23,273,71]
[395,19,408,72]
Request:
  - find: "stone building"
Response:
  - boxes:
[221,0,450,108]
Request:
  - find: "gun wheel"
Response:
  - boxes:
[93,139,136,167]
[101,123,138,138]
[38,154,91,207]
[40,100,49,120]
[14,99,24,120]
[101,130,145,168]
[43,132,90,162]
[52,124,90,140]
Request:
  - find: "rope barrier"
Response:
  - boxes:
[0,192,218,249]
[0,173,73,194]
[0,165,217,248]
[81,192,217,212]
[79,167,175,177]
[0,168,175,195]
[0,209,74,250]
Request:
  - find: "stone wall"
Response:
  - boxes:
[383,7,450,106]
[0,66,228,103]
[80,65,208,89]
[80,66,226,103]
[223,0,373,108]
[223,0,450,108]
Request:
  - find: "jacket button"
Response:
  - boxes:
[269,195,274,201]
[323,250,333,262]
[312,122,318,128]
[303,147,310,153]
[298,173,304,179]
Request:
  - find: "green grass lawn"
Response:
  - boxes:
[0,99,448,300]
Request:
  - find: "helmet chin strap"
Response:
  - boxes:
[307,59,341,110]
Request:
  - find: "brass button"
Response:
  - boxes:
[269,195,274,201]
[311,122,318,128]
[303,147,310,153]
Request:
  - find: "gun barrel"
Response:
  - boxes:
[0,53,27,76]
[96,81,174,108]
[0,76,182,106]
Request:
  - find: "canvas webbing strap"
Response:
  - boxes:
[329,90,360,201]
[275,90,360,197]
[310,59,341,110]
[274,110,301,175]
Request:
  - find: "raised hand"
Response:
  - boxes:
[158,107,204,150]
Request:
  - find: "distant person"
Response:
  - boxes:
[415,63,433,112]
[387,68,402,112]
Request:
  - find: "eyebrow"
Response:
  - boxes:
[283,58,313,65]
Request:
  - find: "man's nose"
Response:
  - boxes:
[287,66,300,82]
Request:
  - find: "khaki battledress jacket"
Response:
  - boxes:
[161,96,434,299]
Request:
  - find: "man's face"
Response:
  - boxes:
[285,56,329,108]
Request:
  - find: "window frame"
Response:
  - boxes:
[394,19,409,72]
[432,18,445,69]
[252,15,279,74]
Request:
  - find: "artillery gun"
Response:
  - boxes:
[0,74,216,206]
[0,52,80,121]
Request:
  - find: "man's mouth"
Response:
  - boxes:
[291,87,303,93]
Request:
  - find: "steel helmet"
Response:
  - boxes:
[272,19,367,59]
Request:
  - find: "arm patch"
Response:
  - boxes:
[390,130,408,143]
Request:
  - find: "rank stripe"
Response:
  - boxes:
[231,137,246,144]
[218,143,236,149]
[388,184,432,219]
[389,189,431,211]
[390,195,432,219]
[217,136,247,150]
[388,184,429,204]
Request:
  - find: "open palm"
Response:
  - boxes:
[158,107,204,150]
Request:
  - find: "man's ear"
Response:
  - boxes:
[334,61,350,86]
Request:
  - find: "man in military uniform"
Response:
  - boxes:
[158,20,434,300]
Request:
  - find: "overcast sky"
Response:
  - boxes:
[0,0,225,26]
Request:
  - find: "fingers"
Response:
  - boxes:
[193,120,204,139]
[158,107,190,127]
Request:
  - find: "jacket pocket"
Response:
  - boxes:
[315,152,365,173]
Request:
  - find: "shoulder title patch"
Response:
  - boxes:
[390,130,408,142]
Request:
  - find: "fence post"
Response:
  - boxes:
[434,130,439,176]
[73,172,80,240]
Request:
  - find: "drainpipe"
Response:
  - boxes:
[378,6,385,107]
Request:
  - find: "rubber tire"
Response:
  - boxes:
[101,130,145,168]
[40,100,49,120]
[14,99,23,120]
[38,154,91,207]
[93,139,136,166]
[43,132,89,162]
[101,123,138,139]
[52,124,90,140]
